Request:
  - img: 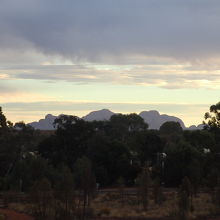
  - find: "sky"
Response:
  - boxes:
[0,0,220,127]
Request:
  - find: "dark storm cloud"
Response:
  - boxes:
[1,0,220,62]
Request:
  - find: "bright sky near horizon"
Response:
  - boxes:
[0,0,220,126]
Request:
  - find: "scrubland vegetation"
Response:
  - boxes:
[1,102,220,219]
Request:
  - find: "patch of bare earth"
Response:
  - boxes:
[91,189,217,219]
[0,208,34,220]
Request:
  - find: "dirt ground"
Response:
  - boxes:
[91,189,218,218]
[0,188,220,220]
[0,208,34,220]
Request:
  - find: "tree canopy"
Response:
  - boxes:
[204,101,220,130]
[1,103,220,190]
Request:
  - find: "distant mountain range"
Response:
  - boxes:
[28,109,204,130]
[82,109,114,121]
[29,114,57,130]
[139,110,185,130]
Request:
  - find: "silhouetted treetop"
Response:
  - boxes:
[0,107,7,130]
[159,121,183,135]
[204,101,220,130]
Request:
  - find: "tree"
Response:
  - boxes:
[177,177,192,220]
[178,190,190,220]
[86,134,132,186]
[74,157,96,220]
[30,178,53,218]
[164,140,201,186]
[109,113,148,140]
[159,121,183,135]
[204,102,220,166]
[39,114,95,168]
[204,102,220,130]
[153,176,163,204]
[117,176,125,205]
[183,130,215,153]
[0,107,7,130]
[54,165,75,219]
[137,164,151,210]
[132,130,163,166]
[0,107,13,133]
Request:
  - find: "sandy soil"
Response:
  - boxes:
[0,208,34,220]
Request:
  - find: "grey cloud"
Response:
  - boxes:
[1,64,220,89]
[1,101,208,114]
[1,0,220,63]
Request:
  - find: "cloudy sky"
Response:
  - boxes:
[1,0,220,126]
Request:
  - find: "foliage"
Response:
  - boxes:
[3,104,220,218]
[53,165,75,219]
[30,178,53,218]
[1,103,220,199]
[204,102,220,130]
[159,121,183,135]
[0,107,7,130]
[73,156,96,220]
[137,165,151,210]
[164,140,202,186]
[153,177,163,204]
[177,177,193,220]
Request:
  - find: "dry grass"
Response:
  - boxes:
[0,214,6,220]
[191,193,214,217]
[8,203,33,215]
[5,189,219,219]
[91,191,177,218]
[91,190,217,218]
